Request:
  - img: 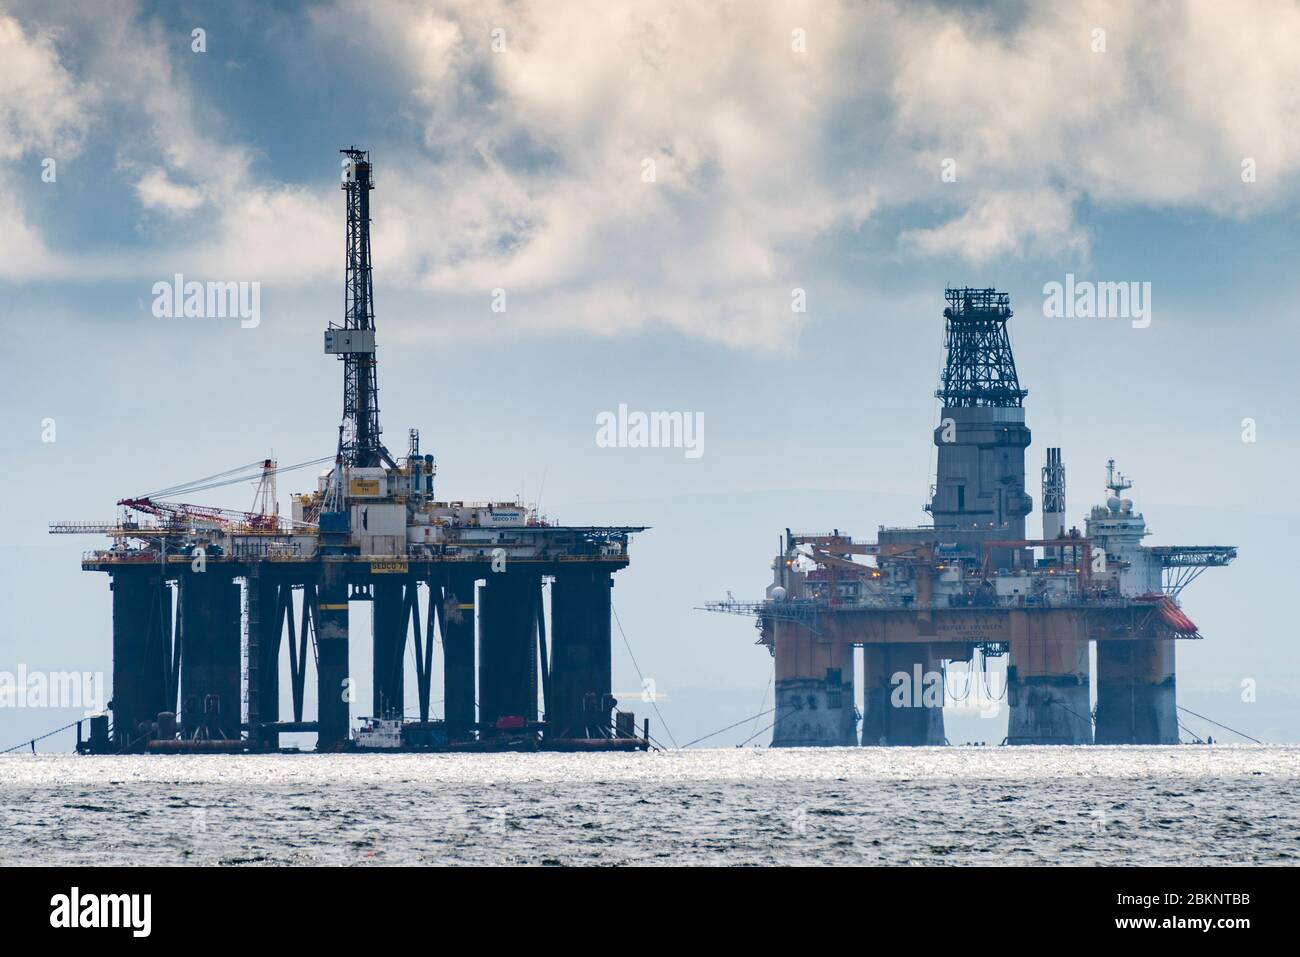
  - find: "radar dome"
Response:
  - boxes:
[1107,496,1122,511]
[770,586,787,601]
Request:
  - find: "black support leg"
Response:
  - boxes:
[549,568,613,740]
[179,571,240,741]
[315,565,350,750]
[372,578,406,719]
[478,575,539,735]
[109,569,172,751]
[440,574,476,741]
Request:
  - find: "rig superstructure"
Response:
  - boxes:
[707,288,1235,747]
[51,148,647,754]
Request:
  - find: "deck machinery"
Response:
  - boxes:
[51,148,647,754]
[707,288,1235,747]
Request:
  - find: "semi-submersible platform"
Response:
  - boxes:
[50,149,647,754]
[708,287,1237,747]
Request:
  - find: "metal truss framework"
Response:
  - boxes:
[936,287,1028,408]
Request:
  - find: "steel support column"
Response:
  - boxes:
[109,568,173,750]
[247,568,281,750]
[315,564,350,750]
[535,579,550,719]
[1095,639,1177,744]
[179,571,241,740]
[478,574,538,735]
[288,584,312,724]
[372,578,406,719]
[860,645,886,746]
[769,616,856,747]
[873,645,945,746]
[440,573,476,741]
[410,582,434,724]
[1006,611,1092,745]
[549,568,614,739]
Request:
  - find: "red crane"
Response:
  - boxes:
[117,459,291,532]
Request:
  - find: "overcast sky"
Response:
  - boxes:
[3,0,1298,748]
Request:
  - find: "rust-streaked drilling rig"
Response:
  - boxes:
[51,148,647,754]
[708,288,1235,747]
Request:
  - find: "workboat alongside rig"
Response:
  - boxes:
[347,712,651,753]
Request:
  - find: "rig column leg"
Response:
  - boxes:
[371,578,406,719]
[878,645,946,746]
[771,619,856,747]
[315,565,350,750]
[179,570,241,741]
[1006,611,1092,745]
[412,582,433,724]
[247,569,281,750]
[1095,639,1177,744]
[109,568,172,751]
[289,585,311,724]
[478,574,539,736]
[440,574,476,742]
[860,646,886,746]
[535,579,550,719]
[549,568,614,740]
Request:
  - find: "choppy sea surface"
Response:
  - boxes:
[1,746,1296,865]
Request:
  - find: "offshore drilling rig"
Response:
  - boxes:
[51,148,647,754]
[708,288,1235,747]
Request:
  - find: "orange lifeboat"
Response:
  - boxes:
[1135,592,1198,635]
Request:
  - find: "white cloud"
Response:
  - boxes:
[135,169,204,214]
[901,189,1087,265]
[7,0,1300,341]
[0,2,337,283]
[888,0,1300,259]
[305,0,874,347]
[0,12,98,279]
[318,0,1300,342]
[0,188,63,279]
[0,13,94,160]
[187,185,338,283]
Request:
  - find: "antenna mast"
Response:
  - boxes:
[1106,458,1132,497]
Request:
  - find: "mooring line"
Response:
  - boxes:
[680,707,776,749]
[611,602,679,749]
[1177,705,1261,744]
[1,717,99,755]
[737,707,797,747]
